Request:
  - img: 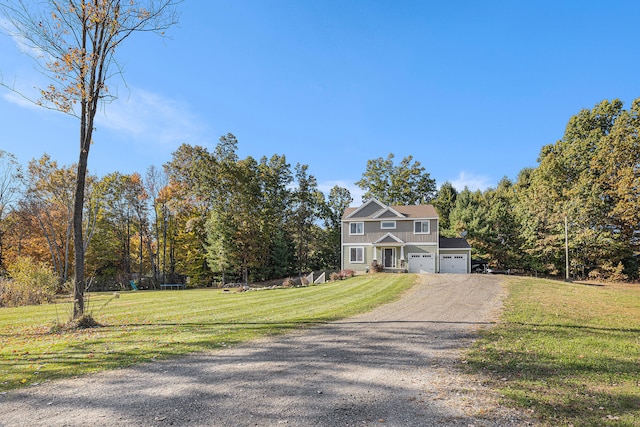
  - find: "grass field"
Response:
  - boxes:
[466,277,640,427]
[0,274,416,392]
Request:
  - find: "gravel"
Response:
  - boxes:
[0,274,536,426]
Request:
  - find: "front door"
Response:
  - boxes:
[383,248,395,268]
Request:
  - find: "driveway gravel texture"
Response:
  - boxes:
[0,274,535,427]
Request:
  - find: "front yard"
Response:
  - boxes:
[0,274,416,392]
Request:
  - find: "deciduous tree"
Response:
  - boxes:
[0,151,22,273]
[0,0,179,318]
[356,153,436,205]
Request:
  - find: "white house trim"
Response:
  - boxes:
[373,232,405,245]
[372,206,405,219]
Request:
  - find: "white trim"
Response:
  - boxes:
[382,247,396,268]
[413,220,430,234]
[372,207,405,219]
[405,241,438,246]
[380,220,396,229]
[349,221,364,235]
[374,232,404,245]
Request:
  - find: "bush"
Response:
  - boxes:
[282,278,294,287]
[370,261,384,273]
[330,272,340,281]
[341,269,355,279]
[588,261,628,283]
[0,257,58,307]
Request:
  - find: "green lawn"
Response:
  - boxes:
[0,274,416,392]
[466,277,640,427]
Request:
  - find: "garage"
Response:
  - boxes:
[408,253,435,274]
[439,254,468,274]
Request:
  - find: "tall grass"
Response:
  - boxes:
[0,257,60,307]
[467,277,640,427]
[0,274,416,392]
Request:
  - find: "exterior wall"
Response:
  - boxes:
[342,219,438,244]
[404,244,437,255]
[342,244,374,272]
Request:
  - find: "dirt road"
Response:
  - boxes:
[0,274,533,426]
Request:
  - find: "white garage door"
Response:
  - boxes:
[408,253,436,274]
[439,254,468,274]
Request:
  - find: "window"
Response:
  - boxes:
[350,247,364,263]
[414,220,430,234]
[349,222,364,235]
[380,221,396,229]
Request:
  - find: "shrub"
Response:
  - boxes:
[0,257,58,307]
[282,278,294,287]
[330,272,340,281]
[339,269,355,279]
[588,261,628,283]
[370,261,384,273]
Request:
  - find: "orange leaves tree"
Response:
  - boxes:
[0,0,179,318]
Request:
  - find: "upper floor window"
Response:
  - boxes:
[349,222,364,235]
[414,220,430,234]
[380,221,396,229]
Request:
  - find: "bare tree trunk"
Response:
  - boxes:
[73,148,89,318]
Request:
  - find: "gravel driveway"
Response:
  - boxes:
[0,274,534,426]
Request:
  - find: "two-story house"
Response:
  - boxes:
[341,198,471,274]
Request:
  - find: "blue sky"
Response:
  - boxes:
[2,1,640,203]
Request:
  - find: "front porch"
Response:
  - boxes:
[372,244,407,272]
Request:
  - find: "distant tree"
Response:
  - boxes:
[448,188,491,257]
[593,98,640,246]
[0,151,22,273]
[484,178,522,269]
[145,165,167,286]
[316,186,352,270]
[23,155,76,287]
[257,154,294,280]
[433,182,457,232]
[356,153,436,205]
[289,164,323,274]
[0,0,179,318]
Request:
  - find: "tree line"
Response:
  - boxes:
[1,98,638,290]
[433,99,639,281]
[0,134,353,289]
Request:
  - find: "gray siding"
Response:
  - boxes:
[342,219,438,244]
[378,210,400,219]
[348,201,385,218]
[342,245,374,272]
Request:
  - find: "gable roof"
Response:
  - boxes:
[344,198,387,219]
[439,237,471,249]
[343,200,438,220]
[374,233,405,245]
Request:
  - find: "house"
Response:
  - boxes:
[341,198,472,274]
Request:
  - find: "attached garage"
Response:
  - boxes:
[408,253,436,274]
[439,254,468,274]
[438,237,472,274]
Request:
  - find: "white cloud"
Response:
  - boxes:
[317,179,364,206]
[2,90,39,110]
[0,17,46,59]
[95,88,209,147]
[450,171,492,192]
